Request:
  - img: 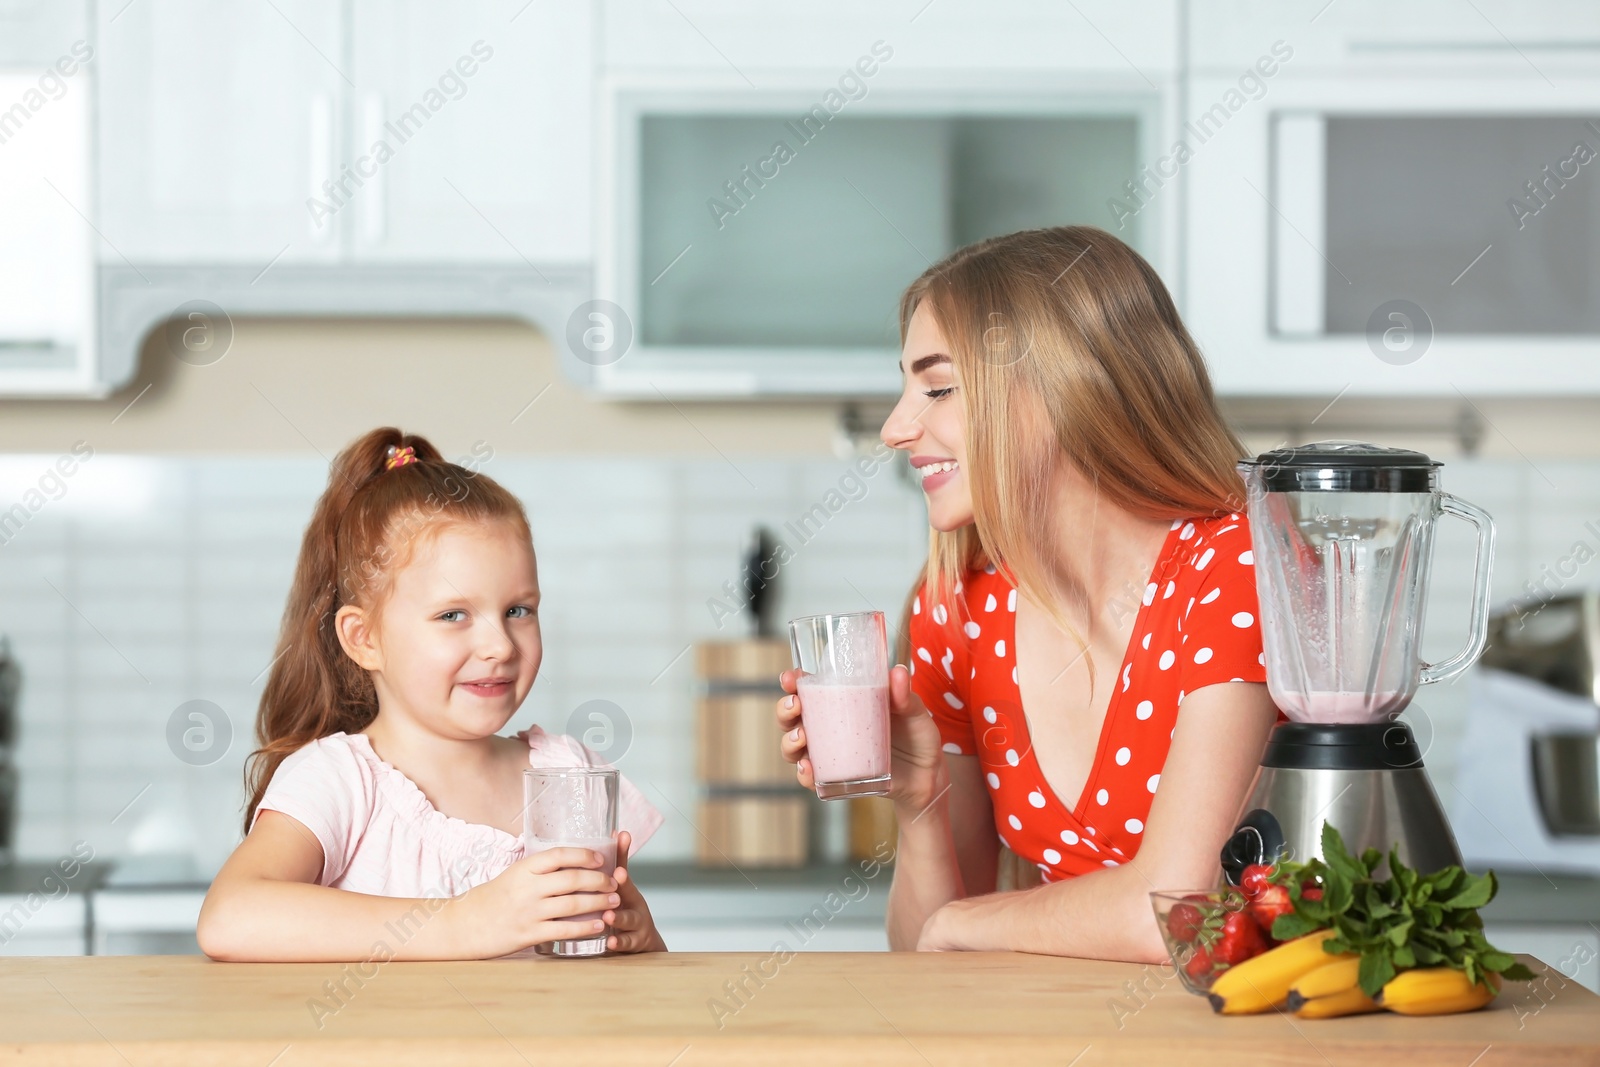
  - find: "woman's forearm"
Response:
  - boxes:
[923,862,1169,963]
[198,875,483,962]
[885,798,966,950]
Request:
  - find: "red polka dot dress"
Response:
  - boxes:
[907,512,1277,881]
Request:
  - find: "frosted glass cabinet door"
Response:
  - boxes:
[636,113,1144,349]
[96,0,346,263]
[348,0,593,263]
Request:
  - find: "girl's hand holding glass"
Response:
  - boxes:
[460,845,621,958]
[603,831,666,954]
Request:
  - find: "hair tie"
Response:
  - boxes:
[384,444,418,471]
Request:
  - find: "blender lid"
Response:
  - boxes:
[1238,440,1440,493]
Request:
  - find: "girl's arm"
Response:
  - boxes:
[884,751,998,949]
[197,810,620,962]
[915,681,1278,961]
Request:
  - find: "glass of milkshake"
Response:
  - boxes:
[788,610,892,800]
[522,767,619,957]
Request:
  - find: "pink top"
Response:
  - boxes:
[251,726,664,899]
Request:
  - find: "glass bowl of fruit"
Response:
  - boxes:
[1152,862,1323,995]
[1149,888,1272,995]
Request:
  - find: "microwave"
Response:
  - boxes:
[590,77,1176,398]
[1183,16,1600,397]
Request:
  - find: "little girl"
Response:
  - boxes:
[198,427,666,960]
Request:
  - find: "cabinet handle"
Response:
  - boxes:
[360,92,385,245]
[308,92,334,244]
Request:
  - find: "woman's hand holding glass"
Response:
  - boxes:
[776,664,947,814]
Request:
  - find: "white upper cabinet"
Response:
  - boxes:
[347,0,593,263]
[1189,0,1600,73]
[0,1,101,396]
[0,0,88,66]
[95,0,591,266]
[96,0,345,264]
[601,0,1179,79]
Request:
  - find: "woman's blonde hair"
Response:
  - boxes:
[900,226,1250,685]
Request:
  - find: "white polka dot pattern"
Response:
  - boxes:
[905,515,1270,882]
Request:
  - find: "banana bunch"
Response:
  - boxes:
[1209,931,1502,1018]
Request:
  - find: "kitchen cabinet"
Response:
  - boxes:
[1188,0,1600,73]
[601,0,1179,78]
[346,0,592,263]
[91,886,204,955]
[592,0,1180,398]
[85,0,593,399]
[95,0,345,264]
[97,0,592,266]
[0,63,97,395]
[0,0,88,67]
[0,861,107,956]
[0,893,85,956]
[0,0,95,397]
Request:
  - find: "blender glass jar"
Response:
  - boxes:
[1239,442,1495,725]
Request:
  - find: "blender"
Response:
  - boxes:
[1220,441,1496,882]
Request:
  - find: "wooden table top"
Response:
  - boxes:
[0,952,1595,1066]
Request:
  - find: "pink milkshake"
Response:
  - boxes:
[1280,690,1407,724]
[526,836,617,957]
[797,677,891,799]
[789,610,893,800]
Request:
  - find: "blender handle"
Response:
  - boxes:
[1418,493,1496,686]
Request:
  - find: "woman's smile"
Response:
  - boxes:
[913,455,960,492]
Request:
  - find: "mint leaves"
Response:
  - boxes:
[1268,823,1537,997]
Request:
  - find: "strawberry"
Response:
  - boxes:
[1183,943,1217,982]
[1247,883,1295,936]
[1166,894,1211,943]
[1213,910,1269,965]
[1239,862,1274,899]
[1300,885,1324,902]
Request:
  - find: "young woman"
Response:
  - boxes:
[778,227,1281,962]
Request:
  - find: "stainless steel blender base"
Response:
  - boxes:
[1222,720,1464,881]
[1228,767,1464,876]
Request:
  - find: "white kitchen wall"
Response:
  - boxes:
[0,450,1581,870]
[0,450,928,871]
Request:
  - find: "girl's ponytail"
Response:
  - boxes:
[242,427,524,833]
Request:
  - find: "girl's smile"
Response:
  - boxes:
[459,677,515,698]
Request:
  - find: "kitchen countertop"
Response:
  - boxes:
[0,861,111,895]
[628,861,881,889]
[1483,870,1600,924]
[0,952,1594,1065]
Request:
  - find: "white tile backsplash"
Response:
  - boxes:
[0,451,1581,872]
[0,451,932,870]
